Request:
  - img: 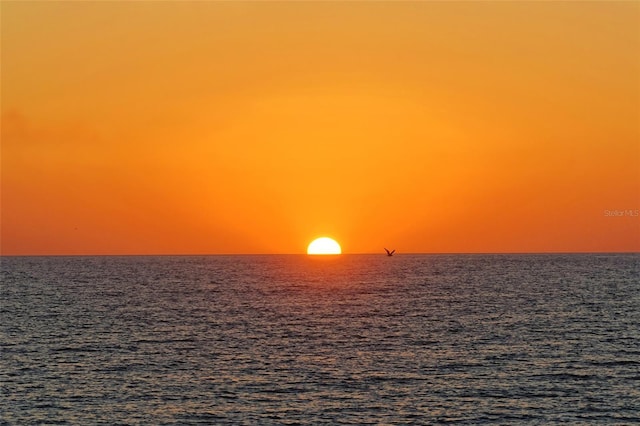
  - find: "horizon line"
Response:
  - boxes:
[1,251,638,258]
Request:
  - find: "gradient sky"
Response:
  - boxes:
[2,1,639,255]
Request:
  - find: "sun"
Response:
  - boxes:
[307,237,342,255]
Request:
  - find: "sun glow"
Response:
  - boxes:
[307,237,342,255]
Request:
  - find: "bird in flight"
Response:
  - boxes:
[385,248,395,257]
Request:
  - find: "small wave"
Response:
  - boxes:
[531,372,599,381]
[50,346,102,353]
[588,359,640,367]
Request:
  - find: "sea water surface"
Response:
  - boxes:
[1,254,639,424]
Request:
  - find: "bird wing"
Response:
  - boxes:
[390,250,395,255]
[384,248,390,254]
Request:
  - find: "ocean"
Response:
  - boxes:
[1,254,639,424]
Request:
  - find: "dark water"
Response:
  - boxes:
[1,254,639,424]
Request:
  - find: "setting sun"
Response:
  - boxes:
[307,238,342,255]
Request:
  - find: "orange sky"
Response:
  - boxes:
[2,1,639,255]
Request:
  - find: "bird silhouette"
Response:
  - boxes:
[384,248,395,257]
